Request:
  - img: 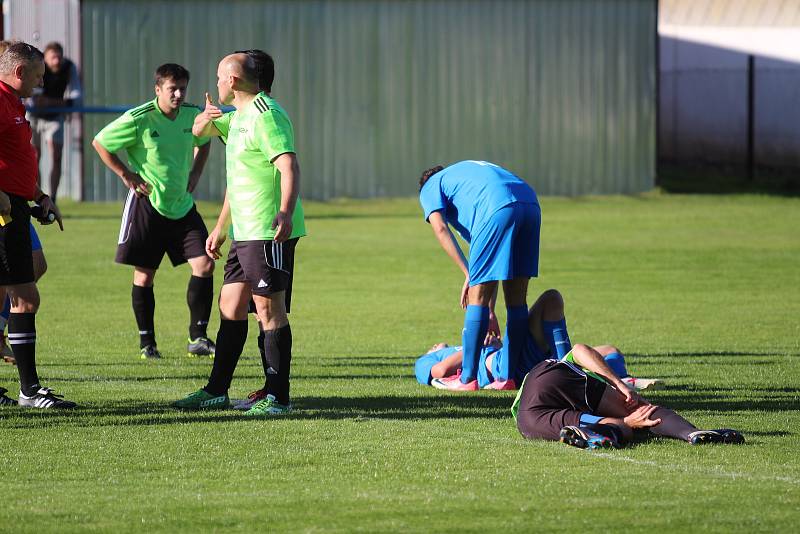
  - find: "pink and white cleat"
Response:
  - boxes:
[431,371,479,391]
[621,376,664,392]
[483,379,517,390]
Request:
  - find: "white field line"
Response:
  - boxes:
[589,452,800,485]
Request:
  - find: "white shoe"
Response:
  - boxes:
[621,376,664,391]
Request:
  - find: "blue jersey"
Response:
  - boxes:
[419,160,538,243]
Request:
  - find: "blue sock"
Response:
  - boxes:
[500,305,529,382]
[542,318,571,359]
[461,305,489,383]
[603,352,628,378]
[0,296,10,330]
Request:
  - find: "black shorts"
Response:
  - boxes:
[0,194,34,286]
[223,238,299,311]
[115,191,208,270]
[516,360,607,441]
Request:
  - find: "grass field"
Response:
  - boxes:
[1,193,799,532]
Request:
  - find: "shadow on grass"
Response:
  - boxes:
[1,393,515,429]
[642,390,800,413]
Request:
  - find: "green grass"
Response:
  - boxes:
[1,193,799,532]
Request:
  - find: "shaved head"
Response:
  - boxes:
[220,53,259,88]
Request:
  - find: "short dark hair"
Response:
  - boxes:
[43,41,64,55]
[154,63,190,86]
[0,41,43,75]
[419,165,444,191]
[235,49,274,92]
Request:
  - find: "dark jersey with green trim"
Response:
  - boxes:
[94,98,210,219]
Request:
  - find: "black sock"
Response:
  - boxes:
[648,407,698,442]
[8,313,40,396]
[265,324,292,405]
[187,275,213,339]
[258,329,268,389]
[205,319,248,396]
[131,285,156,348]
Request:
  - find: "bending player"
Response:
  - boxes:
[419,161,541,391]
[512,343,744,448]
[415,289,661,391]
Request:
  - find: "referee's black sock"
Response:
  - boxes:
[257,329,268,389]
[265,324,292,405]
[131,285,156,348]
[187,275,213,339]
[205,319,248,396]
[8,313,41,396]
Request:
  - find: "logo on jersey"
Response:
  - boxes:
[151,131,160,138]
[183,128,192,133]
[14,116,24,125]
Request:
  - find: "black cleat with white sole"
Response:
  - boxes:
[688,429,745,445]
[0,387,16,406]
[18,387,77,409]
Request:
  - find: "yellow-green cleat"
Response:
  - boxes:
[187,337,215,359]
[173,389,229,410]
[244,394,292,416]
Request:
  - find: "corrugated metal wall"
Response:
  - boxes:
[82,0,656,201]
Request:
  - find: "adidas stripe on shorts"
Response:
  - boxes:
[223,238,298,311]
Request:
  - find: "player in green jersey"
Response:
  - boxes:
[174,52,305,415]
[92,64,216,360]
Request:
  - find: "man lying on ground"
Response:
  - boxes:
[512,343,744,449]
[415,289,662,391]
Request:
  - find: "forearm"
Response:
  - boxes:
[215,191,231,230]
[275,153,300,215]
[192,144,210,174]
[570,344,628,391]
[436,228,468,276]
[192,114,219,137]
[92,140,131,179]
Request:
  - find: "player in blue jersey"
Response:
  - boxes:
[415,289,662,391]
[419,160,542,391]
[0,223,46,364]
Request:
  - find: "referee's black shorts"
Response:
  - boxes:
[115,191,208,270]
[0,193,34,286]
[224,238,299,313]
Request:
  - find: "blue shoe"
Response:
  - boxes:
[560,425,618,450]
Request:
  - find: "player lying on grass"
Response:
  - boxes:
[512,343,744,449]
[415,289,662,391]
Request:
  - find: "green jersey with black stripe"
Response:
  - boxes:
[94,98,210,219]
[212,92,305,241]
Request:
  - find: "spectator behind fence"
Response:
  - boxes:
[28,41,82,204]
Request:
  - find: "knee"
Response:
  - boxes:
[192,257,215,278]
[133,269,156,287]
[10,289,40,313]
[33,254,47,281]
[539,289,565,320]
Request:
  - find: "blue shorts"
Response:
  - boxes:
[30,223,42,252]
[415,346,460,385]
[468,202,540,285]
[478,330,548,388]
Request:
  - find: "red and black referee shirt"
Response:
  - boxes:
[0,80,38,200]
